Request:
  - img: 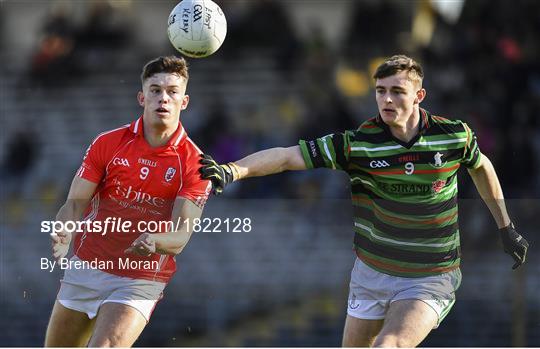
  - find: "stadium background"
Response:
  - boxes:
[1,0,539,346]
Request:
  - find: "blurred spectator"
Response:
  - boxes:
[73,1,134,73]
[498,126,537,197]
[29,5,77,85]
[196,100,245,164]
[230,0,300,69]
[0,2,6,52]
[344,0,411,60]
[76,1,132,49]
[30,0,135,84]
[0,130,39,197]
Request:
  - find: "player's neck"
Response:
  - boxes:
[143,123,177,148]
[388,109,420,143]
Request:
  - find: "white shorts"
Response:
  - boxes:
[347,258,461,327]
[57,256,166,322]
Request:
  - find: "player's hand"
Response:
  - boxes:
[199,154,234,195]
[124,233,156,257]
[51,230,72,262]
[500,223,529,270]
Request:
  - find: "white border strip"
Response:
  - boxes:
[354,222,457,248]
[321,137,336,169]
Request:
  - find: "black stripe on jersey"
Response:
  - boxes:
[376,195,457,217]
[333,134,348,169]
[352,182,458,216]
[353,233,461,264]
[354,205,459,239]
[350,172,375,184]
[352,115,466,144]
[468,148,480,167]
[305,139,326,168]
[351,130,388,145]
[462,138,481,168]
[423,122,466,137]
[348,148,464,169]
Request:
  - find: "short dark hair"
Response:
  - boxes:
[141,56,189,84]
[373,55,423,87]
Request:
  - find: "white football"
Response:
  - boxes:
[167,0,227,58]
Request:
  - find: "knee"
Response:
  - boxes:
[88,334,122,347]
[342,334,374,347]
[373,335,411,348]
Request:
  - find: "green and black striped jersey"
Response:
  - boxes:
[298,109,482,277]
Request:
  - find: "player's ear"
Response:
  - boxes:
[137,91,145,107]
[415,88,426,104]
[180,94,189,110]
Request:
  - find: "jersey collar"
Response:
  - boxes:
[375,108,432,149]
[419,108,432,130]
[375,108,432,129]
[129,116,187,147]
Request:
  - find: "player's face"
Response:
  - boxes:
[138,73,189,129]
[375,71,424,127]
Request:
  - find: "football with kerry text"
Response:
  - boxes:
[167,0,227,58]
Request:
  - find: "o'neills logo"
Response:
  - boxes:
[308,141,318,158]
[398,154,420,163]
[138,158,157,167]
[115,184,166,207]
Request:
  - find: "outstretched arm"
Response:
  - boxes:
[199,146,306,194]
[234,145,307,179]
[468,154,529,269]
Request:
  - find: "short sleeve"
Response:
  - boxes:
[176,144,212,208]
[76,135,109,183]
[460,123,482,169]
[298,132,350,170]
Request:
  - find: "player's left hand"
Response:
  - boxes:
[500,223,529,270]
[124,233,156,256]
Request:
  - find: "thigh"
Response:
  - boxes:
[342,314,384,347]
[87,302,148,347]
[373,299,438,348]
[45,300,95,347]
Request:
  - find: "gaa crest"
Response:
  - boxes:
[165,167,176,182]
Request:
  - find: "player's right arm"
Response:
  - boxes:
[199,146,306,194]
[51,176,97,261]
[228,145,307,178]
[200,133,351,194]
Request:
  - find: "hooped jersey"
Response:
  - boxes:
[299,108,482,278]
[74,116,211,282]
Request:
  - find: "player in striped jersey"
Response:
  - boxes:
[200,55,529,347]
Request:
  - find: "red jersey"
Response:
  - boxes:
[74,116,211,282]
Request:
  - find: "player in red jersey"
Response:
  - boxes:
[45,56,211,347]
